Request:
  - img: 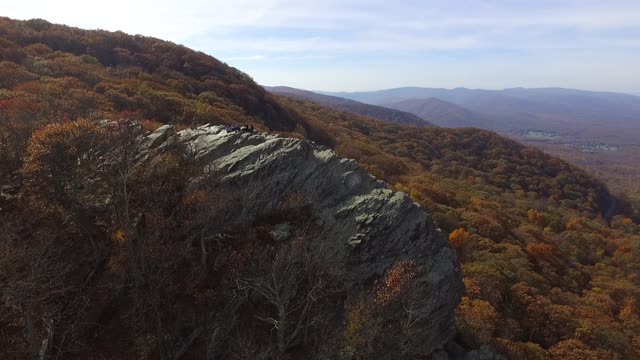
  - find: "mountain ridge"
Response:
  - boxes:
[383,97,495,129]
[319,86,640,145]
[265,85,433,126]
[138,123,464,357]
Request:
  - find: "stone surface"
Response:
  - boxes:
[138,124,177,159]
[142,124,464,356]
[270,223,294,241]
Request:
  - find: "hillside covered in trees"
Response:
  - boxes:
[265,86,433,127]
[279,97,640,359]
[2,17,640,359]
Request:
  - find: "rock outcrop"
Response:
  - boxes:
[141,124,464,356]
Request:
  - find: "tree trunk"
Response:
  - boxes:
[25,304,38,359]
[277,304,287,353]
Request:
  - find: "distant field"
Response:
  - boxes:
[520,139,640,203]
[501,125,640,203]
[523,130,561,141]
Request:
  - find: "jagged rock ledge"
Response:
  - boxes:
[140,124,464,355]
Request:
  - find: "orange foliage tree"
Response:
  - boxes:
[456,297,498,346]
[22,119,110,215]
[528,209,548,227]
[344,259,434,358]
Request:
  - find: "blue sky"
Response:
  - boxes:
[4,0,640,92]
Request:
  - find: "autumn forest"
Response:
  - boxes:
[1,17,640,359]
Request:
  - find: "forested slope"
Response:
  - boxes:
[0,16,311,170]
[278,97,640,359]
[265,85,432,126]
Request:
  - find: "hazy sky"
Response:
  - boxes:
[4,0,640,92]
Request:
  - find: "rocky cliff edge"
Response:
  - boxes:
[140,124,464,355]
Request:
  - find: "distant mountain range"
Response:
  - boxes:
[383,98,494,129]
[264,86,432,126]
[318,87,640,142]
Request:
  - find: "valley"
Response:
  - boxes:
[274,86,640,204]
[505,129,640,203]
[525,141,640,203]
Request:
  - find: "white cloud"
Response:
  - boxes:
[3,1,638,53]
[3,0,640,90]
[224,54,266,61]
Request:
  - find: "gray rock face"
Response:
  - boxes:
[141,124,463,356]
[141,124,175,150]
[269,223,294,241]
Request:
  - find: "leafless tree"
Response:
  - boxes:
[398,278,433,356]
[239,231,342,353]
[0,221,72,359]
